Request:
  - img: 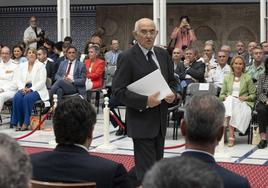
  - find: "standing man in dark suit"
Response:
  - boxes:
[180,93,251,188]
[30,97,130,188]
[50,46,86,102]
[112,18,177,184]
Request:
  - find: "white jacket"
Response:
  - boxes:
[14,60,49,101]
[0,59,18,92]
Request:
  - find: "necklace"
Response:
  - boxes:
[234,77,240,82]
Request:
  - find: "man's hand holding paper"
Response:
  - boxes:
[127,69,173,101]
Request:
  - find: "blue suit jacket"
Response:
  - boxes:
[55,59,86,97]
[30,145,131,188]
[181,151,250,188]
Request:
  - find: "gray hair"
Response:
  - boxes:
[88,46,100,56]
[133,18,155,32]
[0,133,32,188]
[143,156,223,188]
[184,94,225,145]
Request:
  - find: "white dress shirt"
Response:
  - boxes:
[207,64,231,88]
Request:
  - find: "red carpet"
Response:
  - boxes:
[24,146,268,188]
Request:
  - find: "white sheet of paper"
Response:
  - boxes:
[199,83,209,90]
[127,69,173,100]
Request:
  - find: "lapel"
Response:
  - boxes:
[239,73,246,94]
[21,62,29,83]
[62,60,69,76]
[133,44,158,73]
[226,74,234,94]
[73,60,79,78]
[31,60,40,83]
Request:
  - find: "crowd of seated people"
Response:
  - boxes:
[2,15,267,187]
[1,14,268,151]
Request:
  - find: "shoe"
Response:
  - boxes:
[21,124,29,131]
[15,126,21,131]
[257,140,267,149]
[228,137,235,147]
[41,107,51,115]
[115,127,124,136]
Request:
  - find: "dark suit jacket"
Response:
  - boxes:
[112,44,177,139]
[54,56,65,78]
[175,60,205,83]
[30,145,131,188]
[181,151,250,188]
[55,59,87,97]
[45,60,55,81]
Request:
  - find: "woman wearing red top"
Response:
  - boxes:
[170,16,196,50]
[84,46,105,90]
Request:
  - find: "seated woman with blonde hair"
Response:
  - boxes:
[219,55,256,147]
[11,48,49,131]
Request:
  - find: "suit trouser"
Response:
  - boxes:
[133,131,164,182]
[50,79,77,102]
[256,102,268,133]
[11,91,40,126]
[0,91,16,112]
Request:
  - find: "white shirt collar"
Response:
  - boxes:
[138,43,155,57]
[183,148,215,158]
[74,144,89,152]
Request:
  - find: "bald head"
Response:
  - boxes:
[133,18,158,50]
[1,46,11,63]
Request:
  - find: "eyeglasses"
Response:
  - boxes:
[138,30,157,37]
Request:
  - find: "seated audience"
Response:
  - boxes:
[181,93,251,188]
[104,39,122,91]
[37,47,55,81]
[11,45,27,64]
[30,97,130,188]
[84,46,105,90]
[173,48,184,71]
[199,43,217,73]
[220,44,232,65]
[207,50,231,91]
[0,133,32,188]
[53,42,70,78]
[43,39,58,63]
[244,41,257,67]
[54,41,64,58]
[246,46,265,83]
[104,39,122,66]
[11,48,49,131]
[175,47,205,90]
[220,56,256,147]
[256,57,268,149]
[51,46,86,102]
[0,46,18,113]
[143,156,223,188]
[260,41,268,56]
[235,40,247,56]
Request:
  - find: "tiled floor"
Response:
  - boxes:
[0,109,267,166]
